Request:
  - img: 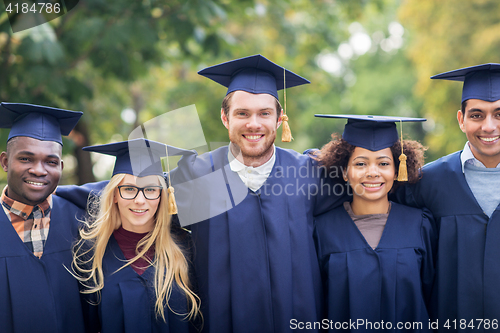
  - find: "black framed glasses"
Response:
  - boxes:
[117,185,163,200]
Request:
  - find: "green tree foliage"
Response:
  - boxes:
[399,0,500,160]
[0,0,253,183]
[0,0,405,183]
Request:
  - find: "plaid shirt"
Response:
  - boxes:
[1,186,52,258]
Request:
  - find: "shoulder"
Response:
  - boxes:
[390,202,433,230]
[314,204,346,228]
[390,201,423,215]
[276,146,314,166]
[52,195,85,213]
[422,151,462,174]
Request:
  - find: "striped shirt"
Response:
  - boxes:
[1,186,52,258]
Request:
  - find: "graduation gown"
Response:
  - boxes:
[393,151,500,332]
[170,146,347,333]
[314,202,435,332]
[95,235,194,333]
[0,196,88,333]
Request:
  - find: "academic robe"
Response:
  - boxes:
[393,151,500,332]
[94,235,195,333]
[314,202,435,332]
[0,196,88,333]
[170,146,347,333]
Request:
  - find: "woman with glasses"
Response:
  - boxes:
[71,139,201,332]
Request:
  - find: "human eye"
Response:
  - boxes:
[144,187,159,193]
[469,112,483,119]
[380,161,391,167]
[122,186,137,192]
[18,156,30,162]
[354,162,366,167]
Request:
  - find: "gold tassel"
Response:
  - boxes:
[281,67,293,142]
[281,114,293,142]
[164,145,178,215]
[397,119,408,182]
[167,186,178,215]
[398,154,408,182]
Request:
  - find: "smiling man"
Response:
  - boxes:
[169,55,347,333]
[0,103,89,333]
[394,64,500,332]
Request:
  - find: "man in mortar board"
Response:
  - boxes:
[394,64,500,331]
[0,103,90,333]
[170,55,347,332]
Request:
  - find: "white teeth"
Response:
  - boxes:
[245,135,262,140]
[480,136,499,142]
[363,183,382,188]
[26,181,44,186]
[131,209,147,213]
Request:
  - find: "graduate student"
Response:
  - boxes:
[0,102,89,333]
[314,115,435,332]
[169,55,346,332]
[71,138,201,332]
[394,64,500,331]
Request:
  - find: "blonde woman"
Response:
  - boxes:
[72,139,201,332]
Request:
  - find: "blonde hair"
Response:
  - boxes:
[72,173,201,322]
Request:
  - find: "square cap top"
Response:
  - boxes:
[83,138,196,177]
[315,114,426,151]
[0,102,83,145]
[431,63,500,103]
[198,54,310,100]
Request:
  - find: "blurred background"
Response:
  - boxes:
[1,0,500,185]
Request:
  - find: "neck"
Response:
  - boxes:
[229,143,275,168]
[470,145,500,168]
[350,197,390,215]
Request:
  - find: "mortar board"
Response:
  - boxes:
[431,63,500,103]
[83,139,194,177]
[314,114,426,151]
[0,102,83,145]
[198,54,310,100]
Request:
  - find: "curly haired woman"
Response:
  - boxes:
[313,115,435,332]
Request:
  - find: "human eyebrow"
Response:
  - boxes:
[16,151,35,156]
[465,108,484,114]
[352,156,368,160]
[377,156,392,160]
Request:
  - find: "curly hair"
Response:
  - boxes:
[316,134,427,189]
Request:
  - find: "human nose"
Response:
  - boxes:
[246,114,262,129]
[482,115,497,132]
[134,189,147,203]
[29,161,48,176]
[366,164,380,178]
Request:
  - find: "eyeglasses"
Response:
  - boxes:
[117,185,163,200]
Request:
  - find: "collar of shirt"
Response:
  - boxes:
[228,144,276,191]
[1,185,52,220]
[461,142,500,173]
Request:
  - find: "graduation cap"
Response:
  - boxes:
[198,54,310,142]
[315,114,426,181]
[0,102,83,145]
[431,63,500,103]
[83,138,195,214]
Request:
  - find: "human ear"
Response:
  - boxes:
[221,109,229,129]
[457,110,466,133]
[0,152,8,172]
